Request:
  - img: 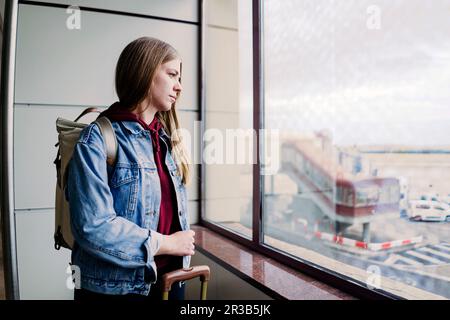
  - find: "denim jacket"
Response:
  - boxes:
[66,120,191,296]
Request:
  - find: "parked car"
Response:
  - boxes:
[408,200,450,222]
[419,194,440,202]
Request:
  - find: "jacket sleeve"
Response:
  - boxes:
[66,123,162,283]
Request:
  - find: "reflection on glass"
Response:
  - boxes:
[263,0,450,299]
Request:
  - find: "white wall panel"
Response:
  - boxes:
[206,0,237,29]
[204,111,253,199]
[27,0,199,23]
[15,4,198,110]
[188,200,199,225]
[178,109,200,201]
[204,197,250,224]
[15,209,73,300]
[205,27,238,112]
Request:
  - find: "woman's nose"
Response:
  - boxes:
[174,81,183,92]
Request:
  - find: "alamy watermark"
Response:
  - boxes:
[366,5,381,30]
[366,265,382,290]
[173,121,280,175]
[365,265,418,291]
[66,264,81,290]
[66,5,81,30]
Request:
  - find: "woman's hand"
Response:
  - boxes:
[156,230,195,256]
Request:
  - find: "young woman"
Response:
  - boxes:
[66,37,195,301]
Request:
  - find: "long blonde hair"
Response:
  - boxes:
[115,36,191,184]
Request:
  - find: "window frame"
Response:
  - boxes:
[199,0,401,300]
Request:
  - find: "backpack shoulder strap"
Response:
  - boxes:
[95,117,118,167]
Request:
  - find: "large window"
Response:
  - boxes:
[262,0,450,299]
[202,0,450,299]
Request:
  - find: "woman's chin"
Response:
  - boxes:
[157,104,173,112]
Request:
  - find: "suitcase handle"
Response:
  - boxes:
[161,265,210,300]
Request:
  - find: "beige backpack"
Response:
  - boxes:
[53,108,117,250]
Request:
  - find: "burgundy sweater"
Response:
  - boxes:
[99,102,181,271]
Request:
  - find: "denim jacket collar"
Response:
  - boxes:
[121,121,170,140]
[121,121,144,135]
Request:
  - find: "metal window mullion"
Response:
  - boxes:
[252,0,263,245]
[1,0,20,300]
[199,0,206,225]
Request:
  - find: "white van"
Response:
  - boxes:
[408,200,450,222]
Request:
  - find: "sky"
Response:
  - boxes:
[260,0,450,147]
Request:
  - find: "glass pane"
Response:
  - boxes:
[203,0,253,238]
[263,0,450,299]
